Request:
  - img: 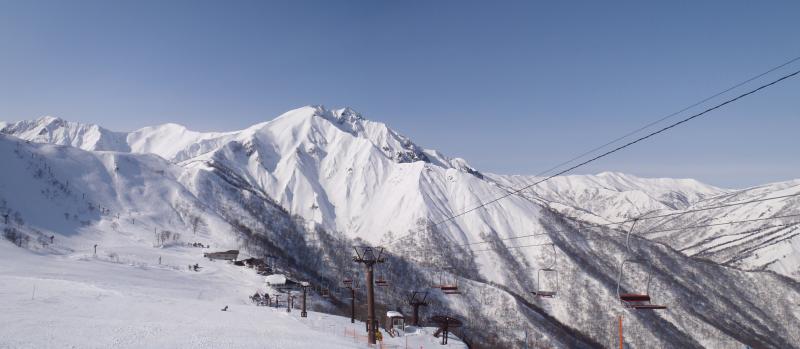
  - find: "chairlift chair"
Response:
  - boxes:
[375,273,389,287]
[531,244,559,298]
[438,268,460,295]
[321,284,331,298]
[532,268,558,298]
[616,259,666,310]
[375,265,389,287]
[442,287,461,295]
[615,220,666,310]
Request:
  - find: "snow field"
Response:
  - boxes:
[0,238,464,349]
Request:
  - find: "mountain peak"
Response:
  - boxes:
[331,107,364,122]
[36,115,65,124]
[305,105,366,126]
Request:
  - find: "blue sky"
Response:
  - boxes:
[1,0,798,188]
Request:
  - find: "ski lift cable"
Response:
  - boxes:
[384,67,800,249]
[390,192,800,255]
[635,213,800,235]
[524,55,800,181]
[463,221,798,255]
[465,219,800,254]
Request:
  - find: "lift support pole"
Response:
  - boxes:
[353,246,385,345]
[407,291,429,326]
[350,287,356,323]
[300,282,309,318]
[619,314,624,349]
[343,278,358,324]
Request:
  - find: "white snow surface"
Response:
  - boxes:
[265,274,288,285]
[0,238,465,349]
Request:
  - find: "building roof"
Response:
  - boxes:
[386,311,404,318]
[265,274,288,285]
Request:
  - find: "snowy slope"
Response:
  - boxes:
[0,241,351,349]
[0,230,468,349]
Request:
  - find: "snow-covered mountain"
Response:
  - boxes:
[488,171,729,223]
[1,116,130,152]
[3,107,800,348]
[491,171,800,279]
[3,107,493,243]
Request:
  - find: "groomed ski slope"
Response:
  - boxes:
[0,241,466,349]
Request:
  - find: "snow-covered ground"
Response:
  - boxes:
[0,240,465,349]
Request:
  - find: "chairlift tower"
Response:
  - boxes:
[407,291,429,326]
[352,246,386,345]
[300,282,310,318]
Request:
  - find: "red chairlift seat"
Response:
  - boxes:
[374,269,390,287]
[440,284,461,295]
[619,293,666,310]
[620,293,650,302]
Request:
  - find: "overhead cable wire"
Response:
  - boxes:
[389,193,800,255]
[385,67,800,248]
[526,55,800,181]
[466,220,800,254]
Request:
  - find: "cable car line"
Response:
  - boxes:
[523,55,800,184]
[637,213,800,235]
[393,214,800,256]
[388,192,800,255]
[384,67,800,248]
[465,219,800,254]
